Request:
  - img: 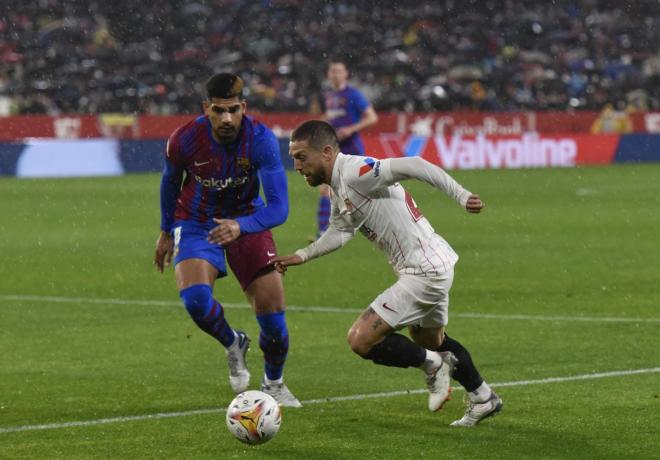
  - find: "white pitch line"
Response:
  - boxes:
[1,294,659,324]
[302,366,660,403]
[453,312,660,324]
[1,366,659,434]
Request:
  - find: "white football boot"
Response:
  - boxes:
[261,380,303,408]
[426,351,457,411]
[226,330,250,393]
[450,391,503,427]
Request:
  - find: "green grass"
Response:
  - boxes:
[1,164,659,459]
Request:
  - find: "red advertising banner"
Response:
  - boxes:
[362,133,620,169]
[0,112,656,141]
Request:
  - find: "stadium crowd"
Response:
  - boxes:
[1,0,659,115]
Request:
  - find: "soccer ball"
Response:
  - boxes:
[226,390,281,444]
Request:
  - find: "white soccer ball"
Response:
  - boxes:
[226,390,281,444]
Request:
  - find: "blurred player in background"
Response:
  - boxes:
[313,58,378,239]
[275,120,502,426]
[154,73,301,407]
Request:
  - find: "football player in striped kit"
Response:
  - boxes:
[154,73,300,407]
[314,58,378,240]
[275,120,502,425]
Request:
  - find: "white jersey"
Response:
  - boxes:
[323,153,466,276]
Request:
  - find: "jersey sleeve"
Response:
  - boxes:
[342,156,396,195]
[235,127,289,233]
[344,156,471,207]
[295,192,354,262]
[160,134,185,232]
[350,87,370,115]
[294,226,353,262]
[386,157,472,207]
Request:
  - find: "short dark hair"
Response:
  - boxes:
[291,120,339,150]
[205,73,244,99]
[328,56,347,67]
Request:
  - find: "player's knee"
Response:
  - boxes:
[347,327,370,357]
[179,284,213,319]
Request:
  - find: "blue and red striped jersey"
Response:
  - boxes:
[324,85,370,155]
[160,115,288,233]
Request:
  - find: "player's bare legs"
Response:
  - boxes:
[410,324,502,426]
[346,306,394,355]
[409,325,445,350]
[175,258,250,393]
[175,258,217,290]
[347,307,454,411]
[246,270,301,407]
[244,270,285,315]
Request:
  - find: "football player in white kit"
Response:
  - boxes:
[274,120,502,426]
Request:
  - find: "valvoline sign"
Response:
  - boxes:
[364,133,621,169]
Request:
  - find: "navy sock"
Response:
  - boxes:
[437,335,483,392]
[180,284,235,347]
[363,333,426,368]
[317,196,331,235]
[257,311,289,380]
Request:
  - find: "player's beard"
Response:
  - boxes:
[215,125,238,144]
[304,170,325,187]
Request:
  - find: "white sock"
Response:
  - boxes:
[419,350,443,374]
[469,381,492,403]
[264,375,283,386]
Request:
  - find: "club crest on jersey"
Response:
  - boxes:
[343,198,354,212]
[358,158,378,176]
[236,157,251,172]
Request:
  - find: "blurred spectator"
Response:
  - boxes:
[1,0,658,114]
[590,103,634,133]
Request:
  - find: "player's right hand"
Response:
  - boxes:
[154,231,174,273]
[272,254,304,274]
[466,194,484,213]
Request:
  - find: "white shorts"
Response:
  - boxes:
[370,269,454,329]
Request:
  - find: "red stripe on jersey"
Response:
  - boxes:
[358,164,373,176]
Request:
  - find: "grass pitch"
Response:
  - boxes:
[1,164,659,459]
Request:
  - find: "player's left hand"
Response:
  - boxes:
[208,218,241,245]
[466,194,484,213]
